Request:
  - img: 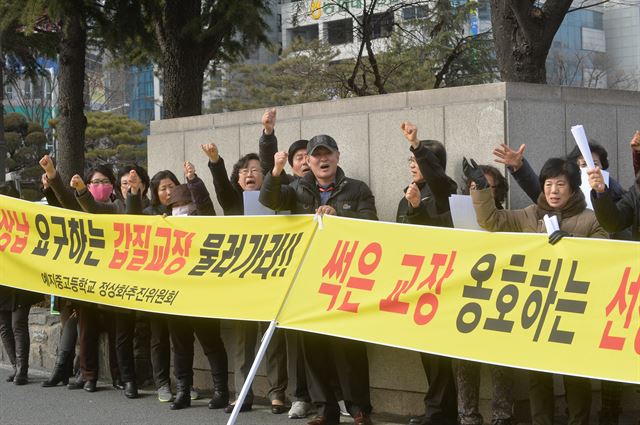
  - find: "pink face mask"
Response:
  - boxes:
[89,184,113,202]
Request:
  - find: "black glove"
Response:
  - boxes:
[462,157,488,190]
[548,230,572,245]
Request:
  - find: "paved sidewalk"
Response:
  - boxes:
[0,366,405,425]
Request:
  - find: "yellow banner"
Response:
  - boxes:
[1,196,638,383]
[0,196,316,321]
[277,216,640,384]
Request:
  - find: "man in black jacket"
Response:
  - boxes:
[397,122,458,425]
[260,134,376,425]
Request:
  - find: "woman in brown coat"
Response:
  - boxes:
[467,157,607,425]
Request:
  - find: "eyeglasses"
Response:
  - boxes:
[239,168,261,176]
[90,179,112,185]
[407,157,416,163]
[121,182,130,188]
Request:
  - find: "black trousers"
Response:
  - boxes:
[420,353,458,425]
[149,313,171,388]
[302,332,371,421]
[78,304,124,382]
[168,316,228,390]
[0,306,31,373]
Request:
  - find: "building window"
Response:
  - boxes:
[370,12,394,39]
[402,5,429,21]
[327,18,353,45]
[24,80,32,99]
[289,23,319,43]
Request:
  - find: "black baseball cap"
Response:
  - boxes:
[307,135,339,156]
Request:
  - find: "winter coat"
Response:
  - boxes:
[397,143,457,226]
[47,173,82,211]
[472,187,607,239]
[260,166,378,220]
[591,181,640,241]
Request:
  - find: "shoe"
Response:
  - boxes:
[13,373,28,386]
[271,401,287,414]
[67,377,85,390]
[208,390,229,409]
[409,416,456,425]
[83,380,97,392]
[42,350,73,387]
[169,378,191,410]
[338,399,349,417]
[289,401,313,419]
[190,386,199,400]
[354,411,373,425]
[42,369,69,387]
[112,378,125,390]
[224,402,252,414]
[6,365,16,382]
[124,381,138,399]
[307,415,339,425]
[157,384,174,402]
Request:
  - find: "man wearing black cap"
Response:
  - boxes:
[260,134,377,425]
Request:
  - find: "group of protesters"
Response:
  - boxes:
[0,106,638,425]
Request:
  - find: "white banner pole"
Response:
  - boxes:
[226,320,278,425]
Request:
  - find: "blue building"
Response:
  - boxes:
[127,65,157,135]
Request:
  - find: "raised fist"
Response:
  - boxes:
[262,108,276,135]
[587,167,606,193]
[405,182,421,208]
[39,154,56,178]
[70,174,86,192]
[200,143,219,163]
[631,130,640,152]
[272,151,288,176]
[184,161,196,181]
[400,121,419,148]
[128,170,141,194]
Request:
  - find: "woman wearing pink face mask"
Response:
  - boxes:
[69,165,139,398]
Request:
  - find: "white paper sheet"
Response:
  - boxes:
[449,194,484,231]
[543,214,559,236]
[570,125,595,169]
[243,191,289,215]
[580,168,609,210]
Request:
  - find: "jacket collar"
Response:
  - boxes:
[536,190,586,220]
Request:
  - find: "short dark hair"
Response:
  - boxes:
[480,165,508,205]
[118,164,150,198]
[149,170,180,207]
[567,141,609,170]
[539,158,581,193]
[230,153,261,193]
[84,165,116,187]
[420,139,447,169]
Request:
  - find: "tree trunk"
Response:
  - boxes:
[161,43,206,119]
[0,32,6,184]
[490,0,554,84]
[56,12,87,182]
